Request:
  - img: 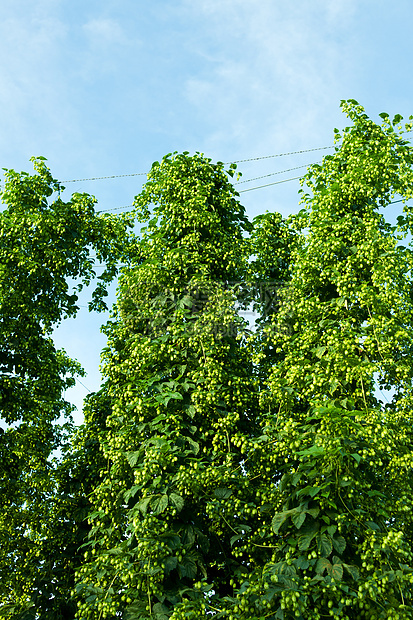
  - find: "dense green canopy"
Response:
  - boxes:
[2,101,413,619]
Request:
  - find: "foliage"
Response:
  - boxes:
[73,152,263,618]
[3,102,413,619]
[0,158,136,617]
[235,101,413,620]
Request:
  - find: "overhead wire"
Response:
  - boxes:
[48,139,413,400]
[0,144,334,213]
[98,204,134,213]
[19,140,413,211]
[97,187,413,212]
[28,126,413,186]
[62,171,148,183]
[75,377,92,393]
[96,181,413,211]
[234,162,316,185]
[96,172,305,212]
[229,145,334,164]
[97,163,317,212]
[61,145,334,184]
[239,175,304,193]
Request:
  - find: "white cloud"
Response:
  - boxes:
[79,16,142,81]
[0,0,406,424]
[0,6,79,162]
[324,0,356,25]
[182,0,358,159]
[83,17,126,46]
[171,0,359,221]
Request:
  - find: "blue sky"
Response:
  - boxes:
[1,0,412,423]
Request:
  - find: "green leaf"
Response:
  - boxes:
[187,405,196,418]
[298,523,319,551]
[332,535,346,555]
[151,413,168,425]
[297,445,324,458]
[150,437,170,449]
[272,511,291,534]
[328,379,340,394]
[186,437,200,455]
[125,451,140,467]
[214,487,232,499]
[367,490,385,498]
[169,492,184,512]
[295,555,310,570]
[230,533,242,547]
[366,520,380,531]
[152,601,169,620]
[136,496,151,515]
[329,561,343,581]
[316,557,331,575]
[181,525,196,546]
[124,485,140,502]
[316,532,333,557]
[310,574,326,583]
[291,509,306,529]
[343,563,360,580]
[152,494,169,514]
[297,485,322,498]
[279,474,290,492]
[157,533,179,551]
[307,507,320,519]
[279,576,298,589]
[0,606,17,617]
[315,345,327,358]
[156,391,183,405]
[179,554,198,579]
